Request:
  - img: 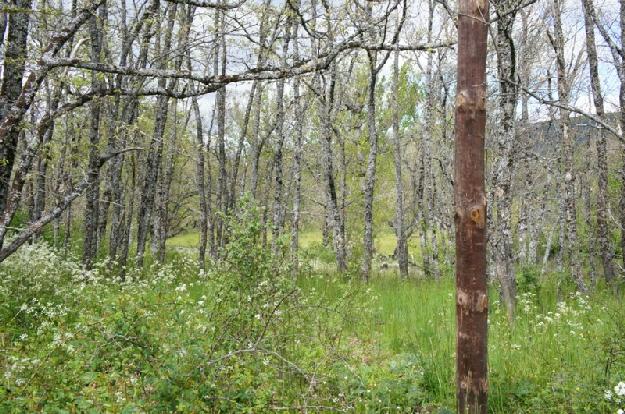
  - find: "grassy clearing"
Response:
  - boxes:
[303,274,624,412]
[169,229,438,259]
[168,230,407,253]
[167,231,201,248]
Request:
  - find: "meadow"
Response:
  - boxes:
[1,224,624,413]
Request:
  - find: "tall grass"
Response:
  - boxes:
[301,272,624,412]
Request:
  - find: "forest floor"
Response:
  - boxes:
[1,234,624,413]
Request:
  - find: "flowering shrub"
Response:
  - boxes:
[0,204,433,412]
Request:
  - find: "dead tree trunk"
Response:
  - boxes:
[454,0,489,410]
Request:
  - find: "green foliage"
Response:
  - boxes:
[2,207,623,412]
[302,241,337,265]
[1,203,392,412]
[516,264,541,296]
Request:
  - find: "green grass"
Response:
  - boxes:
[2,238,623,413]
[300,273,624,412]
[166,231,201,248]
[169,229,444,258]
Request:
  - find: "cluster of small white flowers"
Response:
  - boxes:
[518,292,537,314]
[605,380,625,413]
[530,292,594,342]
[3,355,42,387]
[152,264,178,285]
[49,331,76,354]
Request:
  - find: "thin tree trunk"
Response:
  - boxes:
[415,147,431,277]
[517,12,531,264]
[361,52,379,282]
[551,0,586,291]
[0,0,32,227]
[271,19,293,255]
[31,82,60,240]
[618,0,625,274]
[492,1,518,319]
[153,100,180,262]
[391,45,408,278]
[83,4,106,268]
[135,4,177,266]
[192,96,209,270]
[290,25,305,272]
[581,0,613,283]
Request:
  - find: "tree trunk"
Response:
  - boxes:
[454,0,489,410]
[214,9,228,250]
[83,4,106,268]
[271,20,293,255]
[391,46,408,278]
[362,52,379,282]
[31,83,60,239]
[192,96,209,270]
[492,2,518,319]
[581,0,613,283]
[290,25,305,273]
[153,101,180,262]
[551,0,586,291]
[135,4,177,266]
[618,0,625,274]
[0,0,32,247]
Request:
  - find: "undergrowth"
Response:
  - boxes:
[1,206,624,412]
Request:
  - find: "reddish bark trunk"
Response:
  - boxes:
[454,0,490,411]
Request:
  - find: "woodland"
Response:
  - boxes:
[0,0,625,412]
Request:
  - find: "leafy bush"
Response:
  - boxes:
[2,202,431,412]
